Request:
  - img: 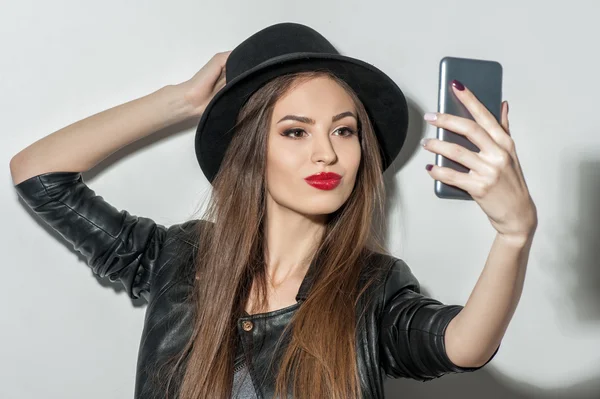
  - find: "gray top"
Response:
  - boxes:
[231,363,258,398]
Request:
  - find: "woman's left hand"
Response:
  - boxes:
[421,80,538,243]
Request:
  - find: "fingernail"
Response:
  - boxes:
[420,138,430,147]
[426,164,433,171]
[424,112,437,121]
[451,80,465,91]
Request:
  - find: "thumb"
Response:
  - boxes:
[501,101,510,135]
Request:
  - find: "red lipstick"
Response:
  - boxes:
[304,172,342,190]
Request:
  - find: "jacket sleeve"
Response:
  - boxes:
[378,258,499,381]
[13,171,179,302]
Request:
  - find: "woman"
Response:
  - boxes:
[10,23,537,398]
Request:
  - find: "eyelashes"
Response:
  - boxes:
[281,127,358,140]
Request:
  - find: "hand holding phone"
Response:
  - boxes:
[435,56,503,200]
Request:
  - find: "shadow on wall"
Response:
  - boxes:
[384,369,600,399]
[382,101,600,398]
[15,116,198,309]
[539,155,600,323]
[17,191,148,309]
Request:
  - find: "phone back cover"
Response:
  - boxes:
[436,56,503,200]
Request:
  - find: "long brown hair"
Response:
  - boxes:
[159,69,393,398]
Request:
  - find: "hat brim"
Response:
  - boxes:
[195,52,408,183]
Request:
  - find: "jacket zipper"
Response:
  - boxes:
[233,359,246,373]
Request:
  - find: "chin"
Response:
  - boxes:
[293,197,348,217]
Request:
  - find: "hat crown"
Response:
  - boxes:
[226,23,339,82]
[196,22,408,184]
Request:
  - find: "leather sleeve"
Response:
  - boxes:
[378,258,499,381]
[13,171,173,302]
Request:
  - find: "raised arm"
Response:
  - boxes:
[9,53,229,300]
[9,51,230,183]
[14,171,173,301]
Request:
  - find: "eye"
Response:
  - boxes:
[281,128,307,140]
[335,127,357,137]
[281,127,357,140]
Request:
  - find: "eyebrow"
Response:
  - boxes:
[276,111,357,125]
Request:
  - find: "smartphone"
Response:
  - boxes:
[435,56,503,200]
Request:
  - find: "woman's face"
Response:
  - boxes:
[266,76,361,217]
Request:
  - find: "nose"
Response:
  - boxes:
[310,132,338,165]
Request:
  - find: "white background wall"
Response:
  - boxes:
[3,1,599,398]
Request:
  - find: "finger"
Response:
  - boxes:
[425,112,501,154]
[451,81,509,146]
[425,164,480,196]
[207,52,230,81]
[501,101,510,135]
[217,74,227,90]
[422,138,493,175]
[216,50,232,66]
[212,72,227,93]
[217,66,226,83]
[211,65,226,87]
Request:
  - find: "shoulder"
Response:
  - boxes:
[163,219,214,247]
[382,257,421,302]
[153,219,214,277]
[358,251,421,307]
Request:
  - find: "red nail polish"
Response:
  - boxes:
[426,164,433,171]
[451,80,465,91]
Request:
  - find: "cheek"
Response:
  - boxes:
[266,147,301,191]
[342,141,362,178]
[350,142,362,168]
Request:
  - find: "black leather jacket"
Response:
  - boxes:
[14,171,497,398]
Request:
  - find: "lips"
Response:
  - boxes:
[304,172,342,190]
[304,172,342,181]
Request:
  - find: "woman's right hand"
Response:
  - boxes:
[180,51,231,118]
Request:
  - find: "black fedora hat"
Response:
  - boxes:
[195,22,408,184]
